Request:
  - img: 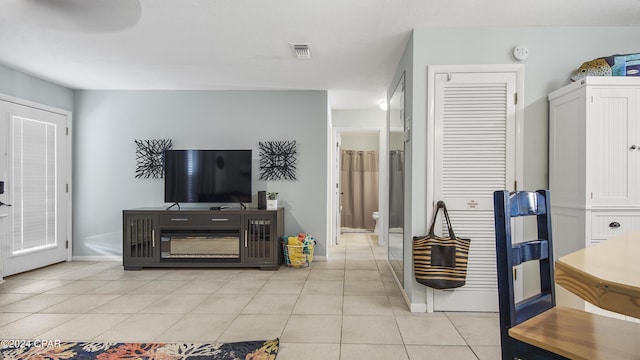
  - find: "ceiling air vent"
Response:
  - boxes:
[291,43,312,59]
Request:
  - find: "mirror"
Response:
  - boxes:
[388,73,405,286]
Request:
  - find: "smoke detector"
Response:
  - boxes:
[291,43,312,59]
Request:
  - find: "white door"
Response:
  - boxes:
[430,68,522,311]
[0,98,70,276]
[335,133,342,245]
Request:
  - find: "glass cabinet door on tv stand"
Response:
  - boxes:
[123,213,159,270]
[243,213,277,267]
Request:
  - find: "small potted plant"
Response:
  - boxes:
[267,192,279,210]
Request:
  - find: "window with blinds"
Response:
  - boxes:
[11,116,57,254]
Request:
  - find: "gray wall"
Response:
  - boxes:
[411,26,640,194]
[0,64,73,111]
[73,90,329,257]
[395,26,640,310]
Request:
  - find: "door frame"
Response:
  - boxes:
[425,64,524,312]
[0,93,73,278]
[330,127,385,249]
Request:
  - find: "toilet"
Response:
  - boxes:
[372,211,386,246]
[372,211,379,234]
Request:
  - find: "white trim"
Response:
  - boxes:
[72,256,122,262]
[326,102,333,259]
[410,303,428,313]
[0,93,71,117]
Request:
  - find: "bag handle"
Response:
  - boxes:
[428,200,457,239]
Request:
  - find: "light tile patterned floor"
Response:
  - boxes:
[0,232,501,359]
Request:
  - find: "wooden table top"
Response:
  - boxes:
[555,231,640,319]
[509,306,640,360]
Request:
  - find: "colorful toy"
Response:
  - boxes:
[282,234,315,268]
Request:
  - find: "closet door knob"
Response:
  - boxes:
[631,145,637,150]
[609,221,621,228]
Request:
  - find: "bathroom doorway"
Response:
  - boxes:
[336,130,382,238]
[341,147,378,231]
[330,110,386,250]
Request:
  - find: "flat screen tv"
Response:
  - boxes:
[164,149,252,204]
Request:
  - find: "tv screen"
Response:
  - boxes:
[164,150,252,203]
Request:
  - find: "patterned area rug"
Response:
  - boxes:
[0,338,279,360]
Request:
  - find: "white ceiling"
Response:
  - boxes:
[1,0,639,109]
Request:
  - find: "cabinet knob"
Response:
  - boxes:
[631,145,637,150]
[609,221,621,228]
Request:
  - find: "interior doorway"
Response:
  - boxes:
[340,148,378,230]
[333,129,384,243]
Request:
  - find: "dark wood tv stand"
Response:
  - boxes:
[122,207,284,271]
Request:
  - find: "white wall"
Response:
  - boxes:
[395,26,640,311]
[73,90,329,258]
[340,133,379,150]
[333,109,385,128]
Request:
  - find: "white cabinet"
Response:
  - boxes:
[550,77,640,248]
[550,78,640,212]
[549,77,640,322]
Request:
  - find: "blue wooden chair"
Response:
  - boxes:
[493,190,566,360]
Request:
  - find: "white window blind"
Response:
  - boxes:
[11,116,57,254]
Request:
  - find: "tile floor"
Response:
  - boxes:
[0,232,501,360]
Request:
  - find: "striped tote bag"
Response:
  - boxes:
[413,201,471,289]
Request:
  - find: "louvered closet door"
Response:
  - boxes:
[433,71,517,312]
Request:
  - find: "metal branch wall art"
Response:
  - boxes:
[135,139,173,179]
[259,140,297,181]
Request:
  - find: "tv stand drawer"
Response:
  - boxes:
[159,214,241,226]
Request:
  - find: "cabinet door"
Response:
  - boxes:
[588,87,640,206]
[123,214,158,267]
[243,214,276,265]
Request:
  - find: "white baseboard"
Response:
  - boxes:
[410,303,428,312]
[312,255,327,262]
[72,256,122,262]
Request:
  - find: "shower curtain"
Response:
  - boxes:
[388,150,404,229]
[341,150,379,230]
